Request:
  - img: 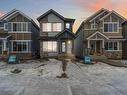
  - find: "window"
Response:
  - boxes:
[11,22,28,32]
[4,23,8,31]
[42,23,62,32]
[91,23,97,29]
[66,23,70,29]
[43,41,57,52]
[104,22,118,32]
[105,42,118,51]
[53,23,62,31]
[12,41,31,53]
[43,23,51,32]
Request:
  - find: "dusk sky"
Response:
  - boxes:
[0,0,127,32]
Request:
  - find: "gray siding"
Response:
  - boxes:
[74,28,84,58]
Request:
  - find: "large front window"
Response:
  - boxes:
[11,22,29,32]
[42,23,62,32]
[105,42,118,51]
[12,41,31,53]
[104,22,118,32]
[43,41,57,52]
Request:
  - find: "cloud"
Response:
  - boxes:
[0,11,4,17]
[72,0,127,16]
[72,0,112,12]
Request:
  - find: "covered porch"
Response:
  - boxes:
[56,29,75,58]
[86,31,125,59]
[86,31,108,55]
[87,40,105,55]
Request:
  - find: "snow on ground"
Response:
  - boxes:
[0,59,127,95]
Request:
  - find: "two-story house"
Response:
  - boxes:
[0,9,39,60]
[37,9,75,58]
[75,8,126,59]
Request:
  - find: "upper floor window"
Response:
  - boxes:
[104,22,118,33]
[53,23,62,31]
[42,23,62,32]
[43,23,51,32]
[11,22,29,32]
[66,23,70,29]
[4,23,8,31]
[91,21,97,29]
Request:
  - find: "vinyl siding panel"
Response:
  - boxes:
[74,28,84,58]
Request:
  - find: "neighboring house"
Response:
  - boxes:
[122,21,127,59]
[37,9,75,58]
[75,8,126,59]
[0,9,39,60]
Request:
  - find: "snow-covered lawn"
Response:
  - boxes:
[0,59,127,95]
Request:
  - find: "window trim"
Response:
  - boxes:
[65,23,70,29]
[43,41,58,52]
[4,23,8,31]
[8,22,31,33]
[91,21,97,30]
[42,23,62,32]
[104,41,121,51]
[103,22,119,33]
[11,40,32,53]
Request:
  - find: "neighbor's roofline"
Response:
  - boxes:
[99,10,127,21]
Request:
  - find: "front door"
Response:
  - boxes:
[96,41,101,53]
[62,41,66,53]
[67,40,72,54]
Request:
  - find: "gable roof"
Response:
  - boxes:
[56,29,75,39]
[0,9,32,21]
[100,11,126,21]
[75,8,109,35]
[89,10,110,22]
[86,31,109,40]
[0,9,39,29]
[37,9,75,22]
[0,9,17,21]
[83,8,109,23]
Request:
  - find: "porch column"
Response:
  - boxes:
[3,40,7,51]
[102,40,105,54]
[87,40,90,48]
[3,39,8,55]
[87,40,90,55]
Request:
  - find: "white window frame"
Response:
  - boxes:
[42,23,62,32]
[4,23,8,31]
[52,23,62,32]
[42,23,52,32]
[11,40,32,53]
[103,22,119,33]
[65,23,70,29]
[104,41,121,51]
[8,22,31,33]
[43,41,57,52]
[91,21,97,29]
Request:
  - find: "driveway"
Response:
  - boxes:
[0,59,127,95]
